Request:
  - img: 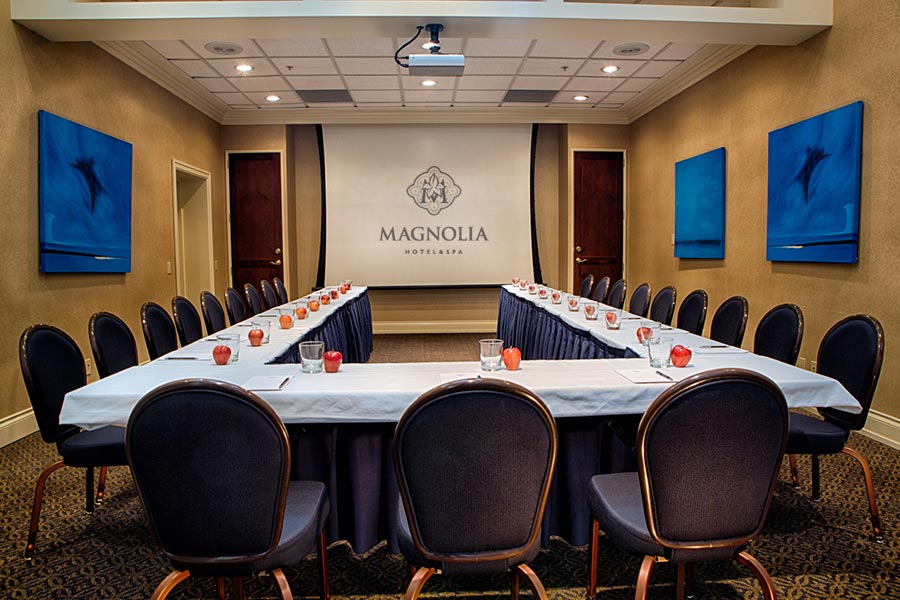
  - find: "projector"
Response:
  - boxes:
[408,54,465,77]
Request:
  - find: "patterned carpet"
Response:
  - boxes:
[1,335,899,599]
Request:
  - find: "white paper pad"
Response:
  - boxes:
[691,346,748,355]
[616,369,676,384]
[244,375,293,391]
[439,372,481,384]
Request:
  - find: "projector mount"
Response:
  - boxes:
[394,24,465,77]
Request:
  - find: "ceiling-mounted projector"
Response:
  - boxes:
[407,54,465,77]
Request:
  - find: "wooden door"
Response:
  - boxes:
[228,153,283,290]
[573,151,624,292]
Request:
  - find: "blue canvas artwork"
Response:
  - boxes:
[766,101,863,263]
[39,111,133,272]
[674,147,726,259]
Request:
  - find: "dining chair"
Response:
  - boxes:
[224,287,247,326]
[592,276,610,304]
[676,289,708,336]
[19,324,128,560]
[579,274,595,299]
[754,303,803,365]
[260,279,279,309]
[89,311,138,379]
[648,286,677,325]
[127,379,330,600]
[199,290,227,335]
[587,368,788,600]
[244,283,265,316]
[394,378,557,600]
[273,277,289,304]
[628,282,652,317]
[709,295,749,347]
[607,279,627,310]
[141,302,179,360]
[171,296,203,346]
[786,314,884,540]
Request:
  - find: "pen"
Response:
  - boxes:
[164,356,200,360]
[278,377,291,390]
[655,370,674,381]
[699,345,728,348]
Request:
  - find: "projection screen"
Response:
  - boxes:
[321,124,537,287]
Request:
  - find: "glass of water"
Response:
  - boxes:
[299,340,325,373]
[648,336,674,368]
[216,333,240,363]
[479,339,504,372]
[250,320,270,344]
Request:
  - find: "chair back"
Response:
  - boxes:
[649,286,677,325]
[817,315,884,431]
[224,287,247,326]
[676,289,708,335]
[592,276,610,304]
[753,304,803,365]
[200,291,227,335]
[394,379,557,569]
[607,279,627,309]
[141,302,178,360]
[273,277,289,305]
[172,296,204,346]
[710,296,749,347]
[637,369,787,559]
[244,283,265,316]
[127,379,291,567]
[89,312,138,378]
[20,325,85,444]
[260,280,279,309]
[579,274,594,299]
[628,282,652,317]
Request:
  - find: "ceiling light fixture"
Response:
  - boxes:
[602,65,619,74]
[573,95,589,102]
[204,41,244,56]
[235,64,254,73]
[265,95,281,103]
[421,80,437,87]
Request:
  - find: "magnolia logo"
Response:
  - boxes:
[407,166,461,216]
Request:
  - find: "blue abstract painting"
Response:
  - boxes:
[39,111,132,272]
[766,101,863,263]
[674,147,726,259]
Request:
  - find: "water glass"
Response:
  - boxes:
[648,336,674,368]
[279,308,294,329]
[538,286,549,299]
[638,320,656,346]
[299,340,325,373]
[527,284,537,295]
[605,308,621,330]
[250,320,270,344]
[551,290,562,304]
[584,301,599,320]
[216,333,240,363]
[479,339,504,372]
[567,295,580,312]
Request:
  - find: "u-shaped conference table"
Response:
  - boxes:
[62,284,859,552]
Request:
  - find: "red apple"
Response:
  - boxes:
[518,281,527,289]
[605,311,618,325]
[295,307,308,320]
[212,345,232,365]
[324,350,343,373]
[248,329,264,347]
[321,294,331,305]
[636,327,653,343]
[330,288,339,299]
[309,299,320,312]
[584,304,596,317]
[551,291,561,302]
[279,314,293,329]
[340,284,349,294]
[512,277,520,285]
[502,347,522,371]
[670,344,692,368]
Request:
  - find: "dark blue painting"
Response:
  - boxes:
[766,101,863,263]
[39,111,132,272]
[674,147,726,259]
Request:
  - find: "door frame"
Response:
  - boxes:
[171,159,215,299]
[568,148,627,294]
[224,149,290,293]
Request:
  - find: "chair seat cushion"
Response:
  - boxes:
[786,413,849,455]
[254,481,329,573]
[588,472,663,558]
[58,425,127,468]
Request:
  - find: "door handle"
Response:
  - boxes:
[575,245,583,252]
[575,258,586,264]
[274,248,282,255]
[269,259,282,266]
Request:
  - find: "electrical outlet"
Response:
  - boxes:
[85,358,92,376]
[797,357,806,369]
[810,360,817,372]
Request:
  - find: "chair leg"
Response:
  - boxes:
[85,466,95,513]
[587,518,600,598]
[150,570,190,600]
[96,466,108,505]
[736,551,777,600]
[811,454,821,500]
[517,564,550,600]
[676,563,685,600]
[317,528,331,600]
[216,578,226,600]
[406,563,417,583]
[401,567,435,600]
[842,446,883,541]
[511,569,520,600]
[24,460,65,560]
[272,568,293,600]
[634,556,656,600]
[232,577,244,600]
[684,562,695,599]
[788,454,799,487]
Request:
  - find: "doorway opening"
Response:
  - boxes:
[172,161,215,305]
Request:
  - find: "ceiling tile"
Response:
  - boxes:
[454,90,506,103]
[351,90,402,103]
[520,58,585,76]
[456,76,514,90]
[184,39,263,59]
[271,57,337,76]
[529,40,602,58]
[343,75,399,90]
[171,60,218,78]
[213,92,254,106]
[603,91,640,104]
[401,76,456,90]
[327,37,396,57]
[464,39,533,57]
[335,57,399,75]
[195,77,237,93]
[634,60,681,77]
[552,96,597,105]
[563,77,622,92]
[593,41,667,59]
[245,90,302,104]
[285,75,346,90]
[511,76,570,90]
[255,38,329,57]
[579,59,646,77]
[463,57,524,75]
[146,40,196,60]
[209,57,278,77]
[615,77,657,92]
[403,89,454,103]
[655,42,706,60]
[230,76,290,92]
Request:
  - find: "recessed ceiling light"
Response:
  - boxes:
[602,65,619,74]
[204,41,244,56]
[421,80,438,87]
[235,64,254,73]
[265,95,281,103]
[573,95,589,102]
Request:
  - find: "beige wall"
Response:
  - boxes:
[3,12,224,420]
[626,0,900,416]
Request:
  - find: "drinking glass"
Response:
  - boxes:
[250,320,270,344]
[299,340,325,373]
[605,308,621,330]
[638,319,656,346]
[551,290,562,304]
[648,336,674,368]
[538,286,549,299]
[216,333,240,363]
[584,301,599,320]
[279,308,294,329]
[567,295,580,312]
[479,339,504,372]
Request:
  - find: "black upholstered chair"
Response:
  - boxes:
[579,274,595,299]
[200,291,227,335]
[628,282,652,317]
[89,311,138,379]
[171,296,203,346]
[141,302,178,360]
[754,303,803,365]
[649,286,677,325]
[244,283,265,316]
[225,287,247,326]
[19,325,128,560]
[592,276,610,304]
[273,277,289,305]
[676,289,708,335]
[260,279,279,309]
[394,378,557,600]
[607,279,627,310]
[127,379,330,600]
[709,295,749,347]
[587,369,788,600]
[786,315,884,540]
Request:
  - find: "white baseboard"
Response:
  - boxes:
[0,408,38,448]
[862,410,900,451]
[373,320,496,335]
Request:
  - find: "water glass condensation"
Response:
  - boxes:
[648,336,674,368]
[299,340,325,373]
[250,320,270,344]
[479,339,504,372]
[216,333,240,363]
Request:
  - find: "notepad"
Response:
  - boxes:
[615,369,676,384]
[244,375,293,391]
